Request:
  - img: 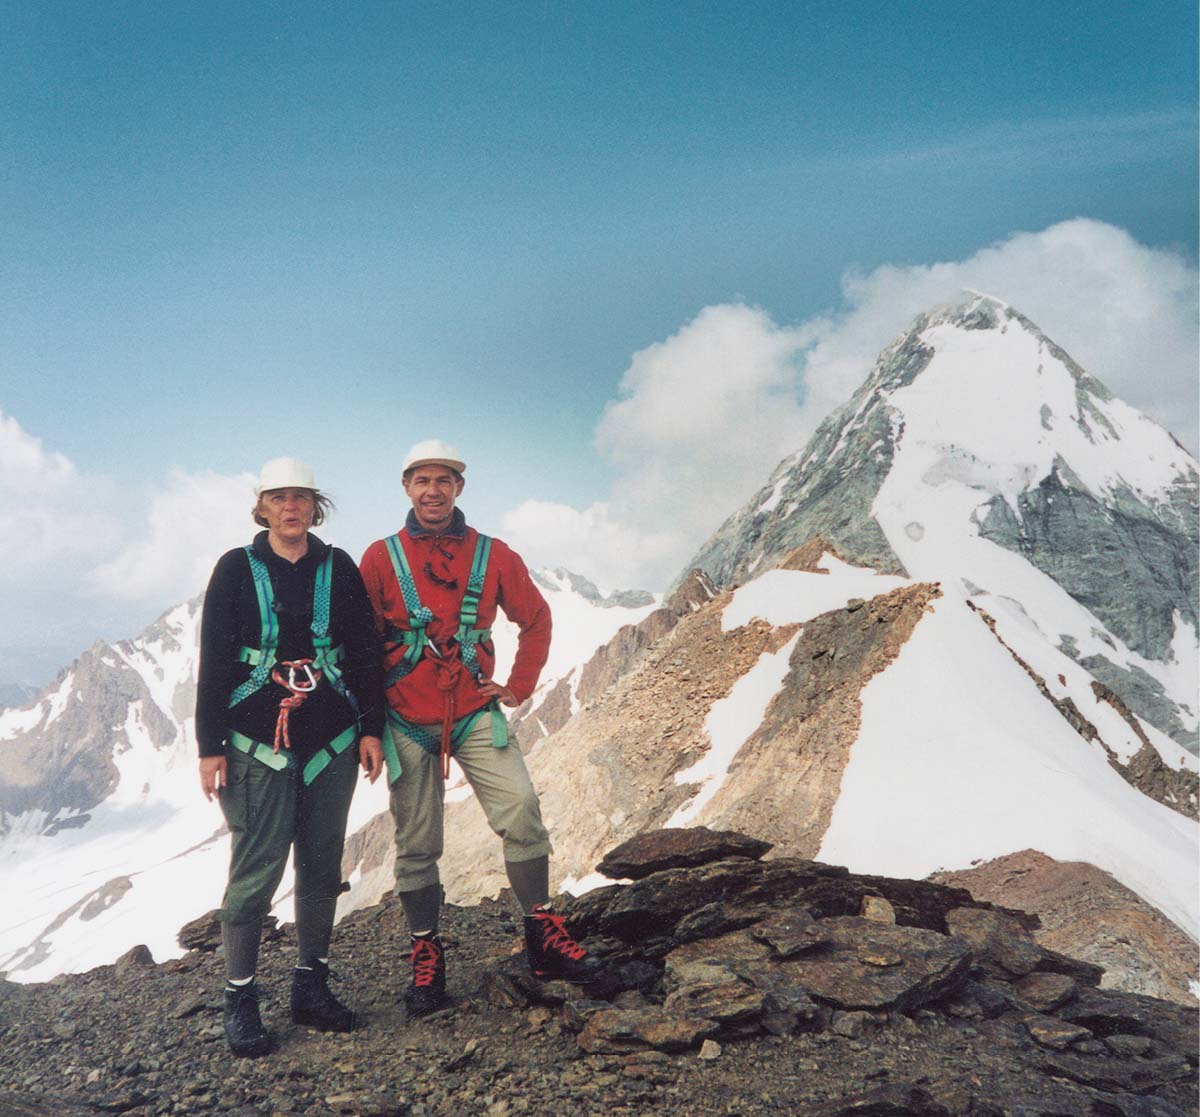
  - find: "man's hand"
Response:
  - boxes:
[477,678,519,708]
[359,735,384,783]
[200,756,227,802]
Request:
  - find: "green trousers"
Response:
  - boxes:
[218,736,359,929]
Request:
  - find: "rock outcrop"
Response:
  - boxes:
[2,828,1194,1117]
[931,850,1199,1006]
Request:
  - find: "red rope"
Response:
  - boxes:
[271,659,322,755]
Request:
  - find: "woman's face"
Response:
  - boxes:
[257,487,315,543]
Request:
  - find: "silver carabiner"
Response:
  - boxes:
[287,663,319,692]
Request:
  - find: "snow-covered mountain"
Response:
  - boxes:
[688,293,1198,757]
[0,570,654,983]
[344,296,1197,1001]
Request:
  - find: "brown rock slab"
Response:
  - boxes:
[859,895,896,924]
[792,1083,953,1116]
[944,906,1041,977]
[663,979,767,1025]
[1022,1013,1092,1050]
[750,908,830,958]
[1013,971,1077,1012]
[576,1007,717,1054]
[114,944,154,976]
[596,827,773,880]
[776,917,972,1012]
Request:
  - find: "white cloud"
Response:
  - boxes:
[0,410,122,580]
[88,469,256,603]
[0,410,257,671]
[503,220,1198,592]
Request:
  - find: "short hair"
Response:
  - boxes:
[252,489,335,529]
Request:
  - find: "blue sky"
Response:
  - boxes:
[1,1,1197,683]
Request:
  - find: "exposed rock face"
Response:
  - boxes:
[510,569,718,747]
[0,600,199,830]
[931,850,1198,1006]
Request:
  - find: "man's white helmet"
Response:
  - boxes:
[401,439,466,476]
[256,457,317,495]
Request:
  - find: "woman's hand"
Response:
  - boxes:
[200,756,227,801]
[359,735,384,783]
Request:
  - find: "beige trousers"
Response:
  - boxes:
[387,715,552,892]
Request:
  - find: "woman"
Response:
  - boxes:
[196,457,384,1057]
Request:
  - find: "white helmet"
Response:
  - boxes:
[256,457,317,495]
[401,439,466,476]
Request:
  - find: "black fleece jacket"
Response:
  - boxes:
[195,532,384,762]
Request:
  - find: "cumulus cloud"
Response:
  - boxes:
[503,220,1198,591]
[0,411,257,667]
[0,410,122,580]
[503,305,823,588]
[88,469,257,603]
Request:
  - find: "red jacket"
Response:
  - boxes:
[359,510,551,726]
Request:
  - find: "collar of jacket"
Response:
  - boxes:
[404,506,467,540]
[252,530,329,565]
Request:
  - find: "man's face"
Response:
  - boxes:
[403,464,464,531]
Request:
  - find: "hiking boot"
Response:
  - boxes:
[290,960,356,1032]
[223,982,271,1057]
[403,934,446,1018]
[524,905,602,981]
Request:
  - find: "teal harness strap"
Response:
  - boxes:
[381,702,507,784]
[383,534,434,687]
[382,532,493,687]
[229,548,279,707]
[311,553,358,715]
[230,726,356,786]
[457,535,492,680]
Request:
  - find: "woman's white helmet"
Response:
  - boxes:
[256,457,317,495]
[401,439,466,476]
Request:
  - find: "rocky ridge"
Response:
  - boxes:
[0,828,1194,1117]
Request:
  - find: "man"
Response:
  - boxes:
[358,439,598,1016]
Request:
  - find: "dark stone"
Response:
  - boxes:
[1023,1013,1093,1050]
[791,1082,953,1116]
[1012,972,1078,1012]
[750,908,830,958]
[596,827,773,880]
[1103,1034,1153,1058]
[1058,987,1199,1061]
[1033,946,1105,987]
[673,901,775,943]
[772,917,972,1012]
[576,1007,717,1053]
[1037,1051,1192,1093]
[944,907,1041,978]
[113,944,155,977]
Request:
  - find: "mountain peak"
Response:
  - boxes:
[682,296,1198,755]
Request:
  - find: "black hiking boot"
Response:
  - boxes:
[403,934,446,1018]
[290,960,356,1032]
[524,904,602,982]
[223,982,271,1057]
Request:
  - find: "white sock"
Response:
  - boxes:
[227,974,254,987]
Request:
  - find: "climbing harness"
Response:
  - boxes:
[227,546,359,783]
[380,532,504,781]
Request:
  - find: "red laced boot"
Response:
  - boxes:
[404,934,446,1018]
[523,904,602,981]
